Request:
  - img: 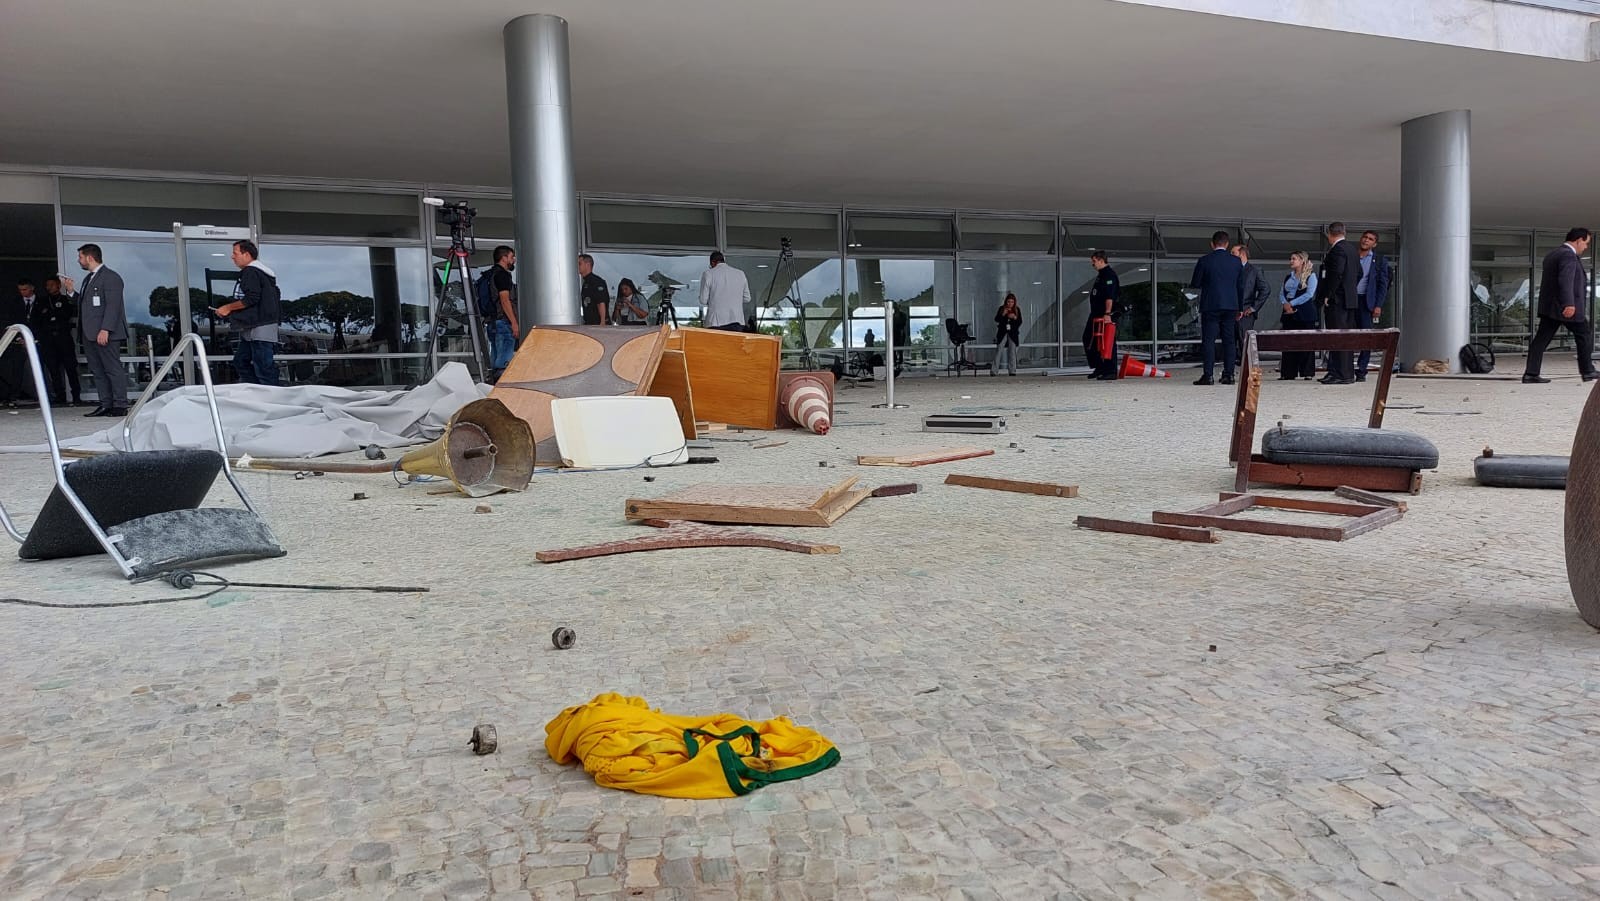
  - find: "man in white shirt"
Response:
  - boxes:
[697,251,750,331]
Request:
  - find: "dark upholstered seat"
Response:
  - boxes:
[1260,426,1439,470]
[1474,453,1568,489]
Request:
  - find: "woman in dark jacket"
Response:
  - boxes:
[992,293,1022,376]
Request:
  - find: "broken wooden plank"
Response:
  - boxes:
[870,482,921,498]
[751,440,788,450]
[856,447,994,467]
[537,520,841,563]
[623,478,869,527]
[1334,485,1408,511]
[1074,516,1220,543]
[944,474,1078,498]
[1216,492,1382,517]
[1152,510,1347,541]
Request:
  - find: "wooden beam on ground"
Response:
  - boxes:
[944,474,1078,498]
[870,482,921,497]
[1075,516,1220,543]
[1152,510,1348,541]
[1334,485,1408,511]
[1216,492,1385,517]
[857,447,994,467]
[537,520,841,563]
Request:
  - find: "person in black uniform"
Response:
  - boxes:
[577,254,610,325]
[1084,251,1121,380]
[1,279,40,407]
[33,277,83,405]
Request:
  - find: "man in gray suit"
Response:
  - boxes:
[1524,227,1597,383]
[59,243,129,416]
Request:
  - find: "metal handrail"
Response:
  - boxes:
[119,332,258,516]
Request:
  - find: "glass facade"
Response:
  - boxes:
[26,168,1597,388]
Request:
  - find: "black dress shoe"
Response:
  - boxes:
[1355,374,1367,382]
[1324,378,1356,385]
[1193,375,1215,386]
[83,406,108,417]
[1584,373,1599,382]
[1219,375,1236,385]
[1522,374,1551,384]
[101,407,127,418]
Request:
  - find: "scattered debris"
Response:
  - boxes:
[923,413,1007,434]
[1075,516,1219,543]
[945,474,1078,498]
[1035,433,1099,440]
[643,475,656,482]
[752,440,789,450]
[363,445,386,460]
[552,627,577,649]
[857,447,995,467]
[469,724,497,755]
[537,520,842,563]
[474,503,493,514]
[624,477,870,527]
[1208,645,1217,653]
[1415,410,1481,416]
[915,686,941,695]
[870,482,921,498]
[352,492,368,501]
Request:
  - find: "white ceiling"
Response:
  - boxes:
[2,0,1596,227]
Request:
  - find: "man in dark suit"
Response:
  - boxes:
[1232,244,1271,363]
[1524,227,1596,383]
[0,279,40,407]
[1315,222,1362,384]
[1188,230,1244,385]
[59,243,130,416]
[1353,230,1391,381]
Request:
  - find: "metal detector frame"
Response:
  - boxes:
[0,326,262,579]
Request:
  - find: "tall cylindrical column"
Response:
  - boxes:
[504,14,580,326]
[1399,110,1471,371]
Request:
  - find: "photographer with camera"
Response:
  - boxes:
[613,278,648,325]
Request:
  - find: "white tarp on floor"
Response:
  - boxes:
[0,363,485,458]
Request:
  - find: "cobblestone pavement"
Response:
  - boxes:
[2,358,1599,900]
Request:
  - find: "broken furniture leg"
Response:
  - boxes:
[536,520,842,563]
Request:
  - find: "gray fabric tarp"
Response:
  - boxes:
[0,362,485,458]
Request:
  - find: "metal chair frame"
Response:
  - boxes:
[0,326,261,579]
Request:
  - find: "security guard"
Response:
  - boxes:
[1084,250,1121,380]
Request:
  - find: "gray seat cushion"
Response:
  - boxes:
[1474,454,1568,489]
[1260,426,1439,469]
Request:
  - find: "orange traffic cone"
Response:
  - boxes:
[1118,355,1171,379]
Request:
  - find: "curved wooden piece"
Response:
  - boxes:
[536,520,841,563]
[490,324,669,464]
[1565,385,1600,628]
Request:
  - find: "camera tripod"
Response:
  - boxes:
[652,285,680,328]
[425,208,489,382]
[760,237,818,369]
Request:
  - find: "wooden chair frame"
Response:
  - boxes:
[1230,328,1420,494]
[1152,491,1403,542]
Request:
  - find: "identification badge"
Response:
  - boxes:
[92,295,101,307]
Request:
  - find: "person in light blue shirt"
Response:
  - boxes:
[1278,250,1320,380]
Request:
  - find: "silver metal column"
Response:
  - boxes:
[1399,110,1471,371]
[504,14,579,326]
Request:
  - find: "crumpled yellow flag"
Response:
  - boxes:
[545,693,840,799]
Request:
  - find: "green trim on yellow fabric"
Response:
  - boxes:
[713,742,842,796]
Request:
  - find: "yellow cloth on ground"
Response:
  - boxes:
[544,693,841,799]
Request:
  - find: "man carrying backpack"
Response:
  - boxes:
[478,246,519,382]
[214,240,282,386]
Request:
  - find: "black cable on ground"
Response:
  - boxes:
[0,570,428,610]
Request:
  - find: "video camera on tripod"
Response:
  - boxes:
[425,197,478,243]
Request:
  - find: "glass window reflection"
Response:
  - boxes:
[260,245,430,359]
[959,260,1056,369]
[845,259,954,372]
